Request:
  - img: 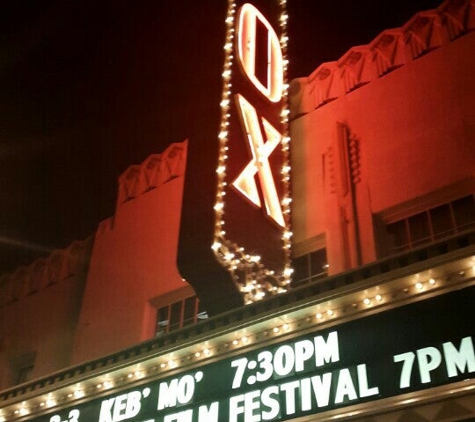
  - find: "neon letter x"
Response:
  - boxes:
[233,94,285,227]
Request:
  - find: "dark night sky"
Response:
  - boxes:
[0,0,443,273]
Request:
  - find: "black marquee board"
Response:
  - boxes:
[28,286,475,422]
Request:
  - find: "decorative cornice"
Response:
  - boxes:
[116,141,187,207]
[0,141,188,303]
[96,140,187,234]
[0,237,93,308]
[290,0,475,118]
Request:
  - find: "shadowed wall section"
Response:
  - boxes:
[72,142,188,364]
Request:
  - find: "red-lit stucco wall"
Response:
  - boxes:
[0,240,91,389]
[291,32,475,273]
[72,143,188,364]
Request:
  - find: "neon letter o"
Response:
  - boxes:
[237,3,283,102]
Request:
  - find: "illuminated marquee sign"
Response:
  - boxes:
[29,287,475,422]
[212,0,292,304]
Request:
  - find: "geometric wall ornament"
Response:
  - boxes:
[394,410,430,422]
[433,400,473,420]
[290,0,475,117]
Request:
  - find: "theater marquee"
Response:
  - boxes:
[27,287,475,422]
[212,0,292,303]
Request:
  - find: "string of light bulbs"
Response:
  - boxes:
[212,0,293,303]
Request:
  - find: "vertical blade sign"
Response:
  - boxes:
[213,0,292,304]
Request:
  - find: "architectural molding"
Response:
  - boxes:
[378,177,475,224]
[0,141,188,308]
[116,140,187,206]
[0,237,93,308]
[290,0,475,117]
[292,233,326,257]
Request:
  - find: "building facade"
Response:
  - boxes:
[0,0,474,421]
